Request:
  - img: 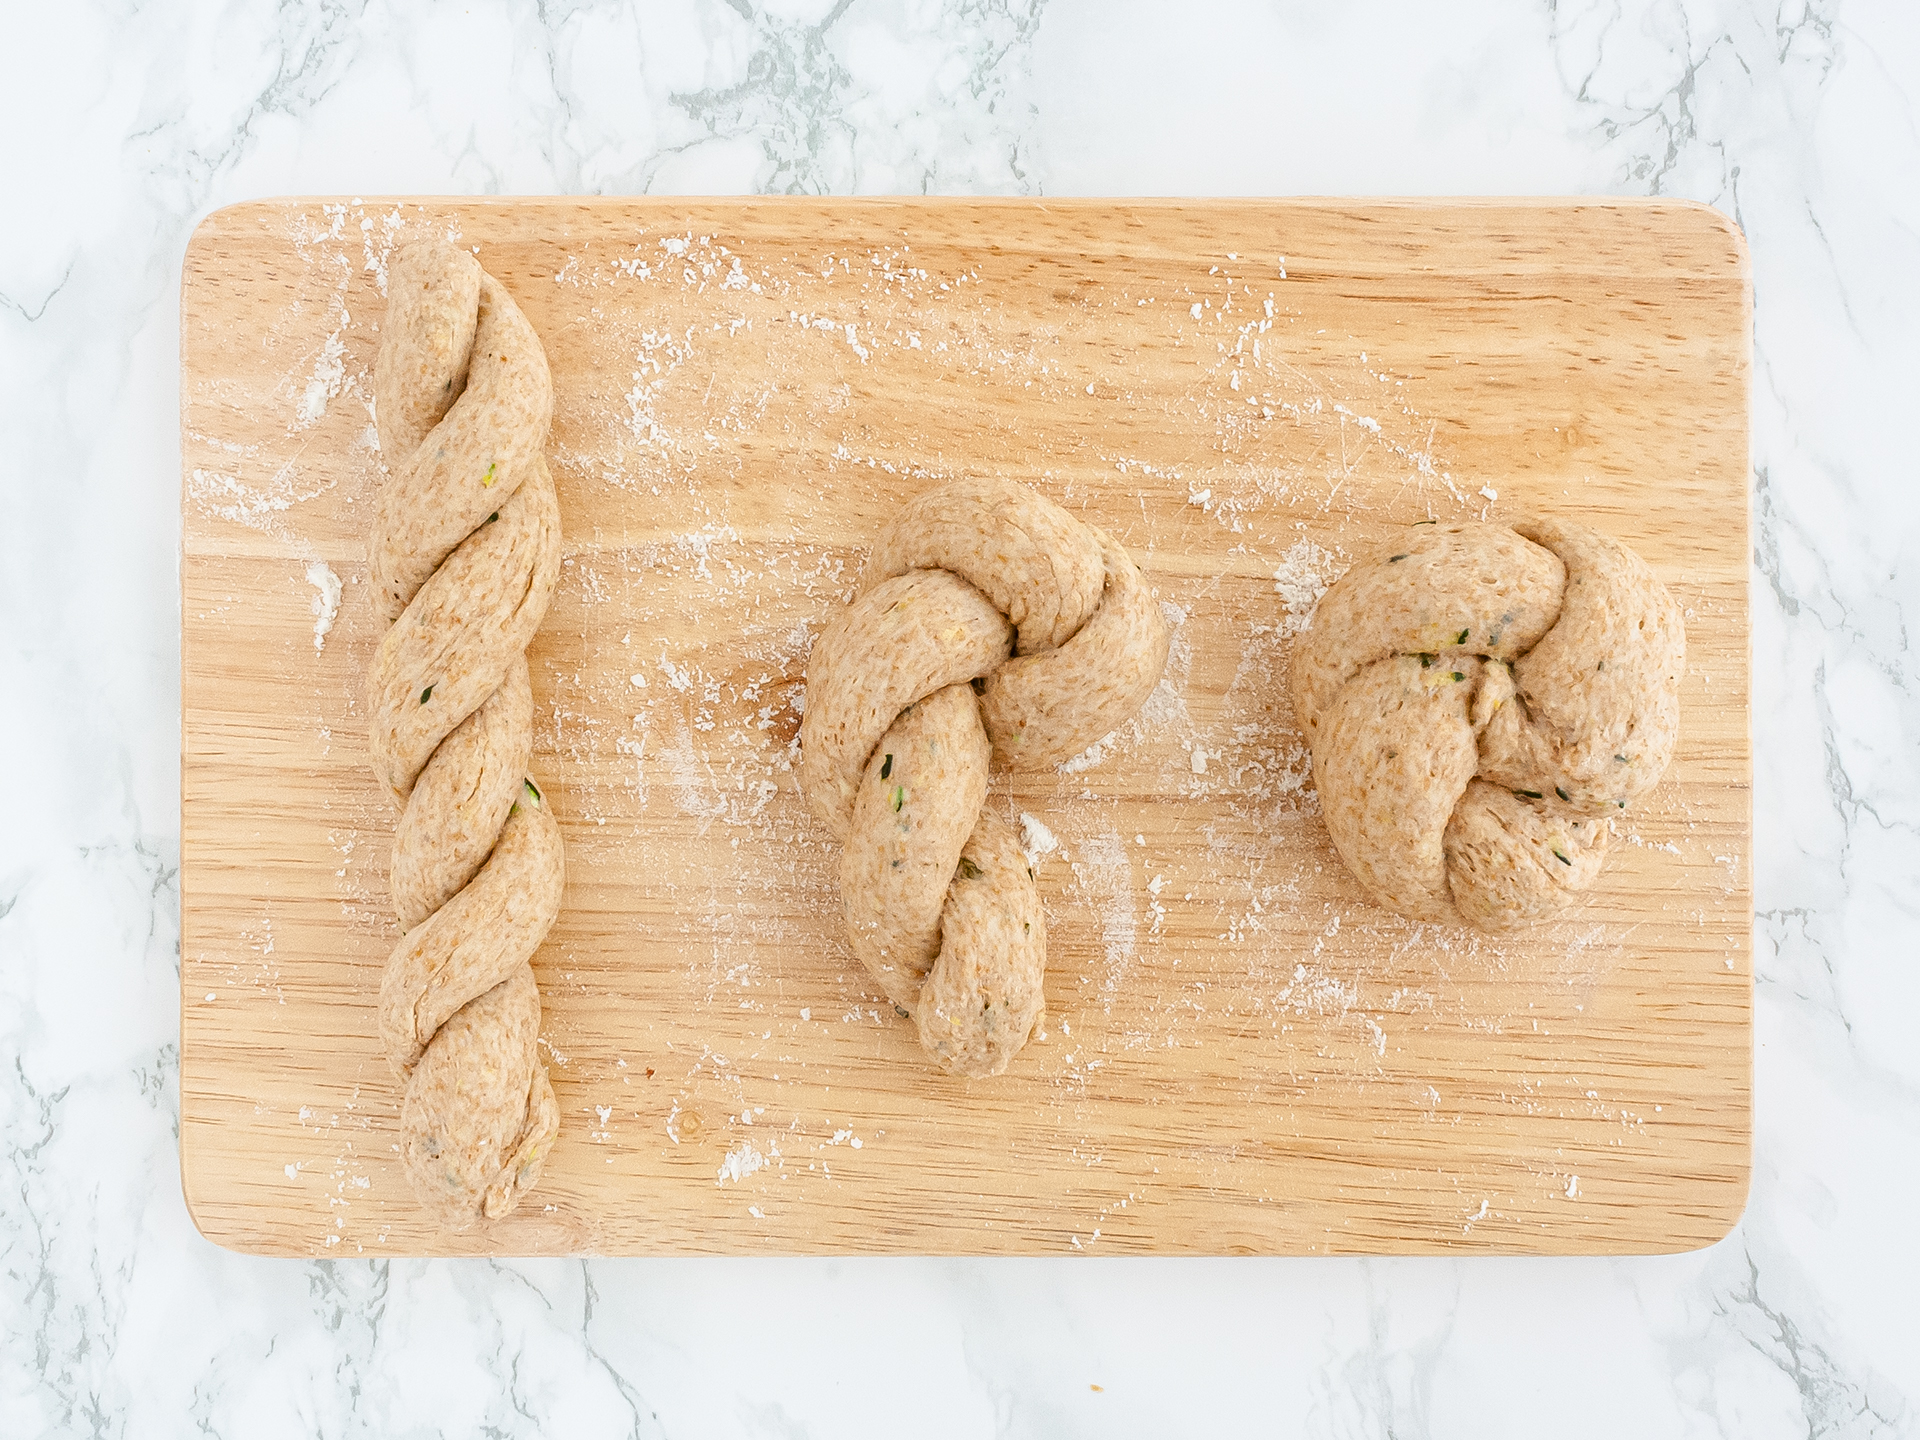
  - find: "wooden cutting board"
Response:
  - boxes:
[179,198,1750,1256]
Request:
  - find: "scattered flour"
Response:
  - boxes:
[1272,537,1338,635]
[297,329,348,427]
[1019,813,1060,866]
[716,1141,766,1185]
[306,561,342,651]
[1070,830,1137,1009]
[187,458,336,536]
[1059,736,1113,774]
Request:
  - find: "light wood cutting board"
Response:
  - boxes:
[180,198,1751,1257]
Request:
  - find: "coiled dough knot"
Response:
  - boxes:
[1290,518,1685,932]
[365,242,565,1223]
[799,477,1172,1077]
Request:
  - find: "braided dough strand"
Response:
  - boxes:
[372,258,554,624]
[1292,518,1683,932]
[369,241,565,1224]
[802,478,1170,1078]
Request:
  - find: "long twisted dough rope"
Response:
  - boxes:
[366,242,565,1223]
[799,477,1171,1077]
[1291,518,1684,932]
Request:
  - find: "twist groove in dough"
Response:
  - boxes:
[800,478,1171,1077]
[367,242,565,1223]
[1291,518,1684,932]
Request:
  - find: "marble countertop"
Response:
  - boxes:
[3,1,1915,1434]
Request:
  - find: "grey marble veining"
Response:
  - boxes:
[2,0,1916,1434]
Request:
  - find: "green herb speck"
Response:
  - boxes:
[1614,754,1629,763]
[1390,553,1410,562]
[1552,848,1571,866]
[486,511,498,523]
[894,1005,910,1019]
[1515,789,1543,800]
[420,685,433,704]
[889,785,904,812]
[1419,653,1434,668]
[880,753,893,780]
[957,856,982,880]
[1450,671,1465,683]
[1556,786,1570,801]
[524,779,542,802]
[481,462,498,488]
[1454,629,1469,645]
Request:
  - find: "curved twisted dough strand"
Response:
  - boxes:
[862,474,1106,653]
[802,478,1169,1078]
[368,242,565,1224]
[1292,519,1683,932]
[838,684,991,1007]
[799,570,1011,840]
[979,529,1169,768]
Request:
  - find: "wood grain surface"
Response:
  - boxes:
[179,198,1751,1257]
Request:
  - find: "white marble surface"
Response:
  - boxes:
[2,0,1915,1433]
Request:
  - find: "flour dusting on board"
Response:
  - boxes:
[717,1141,767,1185]
[296,326,348,428]
[1019,812,1060,866]
[1272,537,1337,633]
[186,202,1734,1256]
[306,561,341,650]
[1069,830,1138,1011]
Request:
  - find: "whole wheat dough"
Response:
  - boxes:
[368,241,565,1224]
[1291,518,1684,931]
[800,477,1170,1077]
